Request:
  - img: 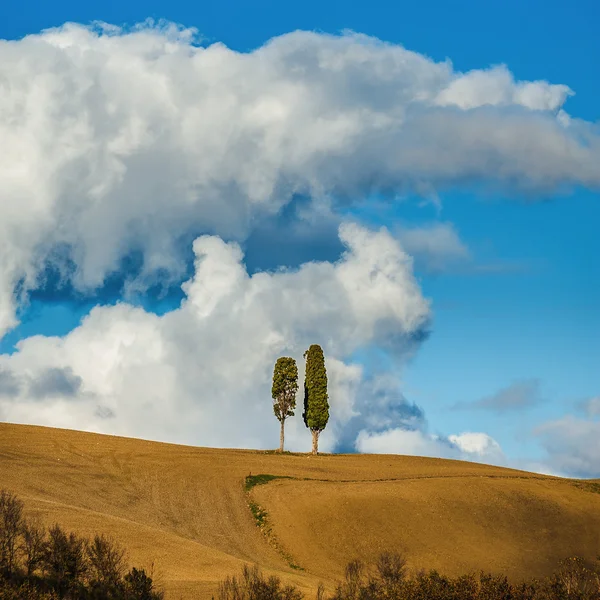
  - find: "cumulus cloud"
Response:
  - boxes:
[356,428,505,466]
[351,376,507,468]
[1,21,599,337]
[333,371,427,452]
[0,223,431,451]
[453,379,542,412]
[448,432,503,459]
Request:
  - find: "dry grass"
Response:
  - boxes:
[1,422,599,599]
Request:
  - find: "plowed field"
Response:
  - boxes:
[2,423,599,598]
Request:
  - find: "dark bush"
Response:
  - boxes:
[4,487,600,600]
[123,567,163,600]
[325,554,600,600]
[20,518,47,579]
[0,489,163,600]
[218,564,303,600]
[43,524,88,597]
[0,490,24,578]
[87,534,126,593]
[0,583,58,599]
[219,551,600,600]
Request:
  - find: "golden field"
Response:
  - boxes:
[1,422,600,599]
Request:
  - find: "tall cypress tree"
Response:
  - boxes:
[272,357,299,453]
[302,344,329,455]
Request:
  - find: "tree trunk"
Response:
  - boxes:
[311,429,319,455]
[279,418,285,453]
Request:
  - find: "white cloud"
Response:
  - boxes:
[355,427,505,465]
[1,22,599,337]
[434,64,573,111]
[448,432,503,460]
[356,429,449,457]
[0,223,430,451]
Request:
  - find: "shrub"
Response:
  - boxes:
[325,554,600,600]
[43,524,88,597]
[123,567,163,600]
[545,556,600,600]
[0,490,164,600]
[0,583,59,599]
[0,490,24,578]
[217,564,303,600]
[215,553,600,600]
[20,518,47,579]
[87,534,126,589]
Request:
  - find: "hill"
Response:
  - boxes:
[1,422,600,598]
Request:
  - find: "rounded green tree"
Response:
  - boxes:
[272,357,299,453]
[302,344,329,454]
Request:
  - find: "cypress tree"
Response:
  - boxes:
[302,344,329,454]
[272,357,299,453]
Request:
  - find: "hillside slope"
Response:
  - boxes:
[1,423,599,598]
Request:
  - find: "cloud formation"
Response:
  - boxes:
[534,416,600,478]
[333,372,427,452]
[1,21,599,338]
[0,223,432,452]
[395,222,470,272]
[28,367,83,399]
[453,379,542,412]
[579,396,600,417]
[0,368,21,397]
[1,21,597,472]
[356,428,505,465]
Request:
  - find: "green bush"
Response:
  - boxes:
[244,474,292,492]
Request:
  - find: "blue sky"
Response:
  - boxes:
[0,0,598,475]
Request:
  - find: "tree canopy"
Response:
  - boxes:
[303,344,329,453]
[272,356,299,452]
